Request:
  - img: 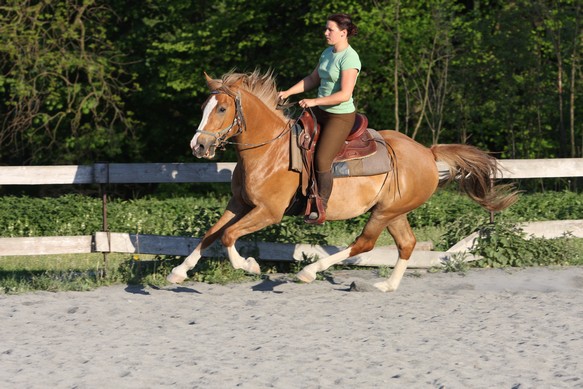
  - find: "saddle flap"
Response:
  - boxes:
[298,110,319,150]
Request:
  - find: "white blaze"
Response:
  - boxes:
[190,96,218,149]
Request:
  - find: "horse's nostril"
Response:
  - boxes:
[192,144,204,157]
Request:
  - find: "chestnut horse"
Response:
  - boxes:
[167,70,516,292]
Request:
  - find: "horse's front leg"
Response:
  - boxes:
[167,206,245,284]
[220,206,281,274]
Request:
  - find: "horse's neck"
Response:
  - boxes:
[235,98,290,166]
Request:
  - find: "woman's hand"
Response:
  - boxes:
[299,99,317,108]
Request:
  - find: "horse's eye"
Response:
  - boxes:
[218,106,227,113]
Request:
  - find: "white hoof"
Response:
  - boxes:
[246,257,261,275]
[296,267,317,283]
[167,267,188,284]
[373,281,397,293]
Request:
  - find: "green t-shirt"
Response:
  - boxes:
[317,45,361,114]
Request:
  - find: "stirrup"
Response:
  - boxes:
[304,195,326,225]
[304,211,325,225]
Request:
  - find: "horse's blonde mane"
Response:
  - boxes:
[215,69,288,120]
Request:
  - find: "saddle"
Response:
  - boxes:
[298,110,376,164]
[295,110,378,222]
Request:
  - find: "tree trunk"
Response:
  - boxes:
[394,0,401,132]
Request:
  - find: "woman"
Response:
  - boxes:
[278,13,361,224]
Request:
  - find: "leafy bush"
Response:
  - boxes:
[2,190,581,238]
[0,195,102,237]
[1,190,582,292]
[409,189,485,228]
[436,213,490,251]
[472,221,580,268]
[1,191,581,270]
[440,218,581,268]
[500,191,583,221]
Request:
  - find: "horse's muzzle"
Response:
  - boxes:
[191,140,216,159]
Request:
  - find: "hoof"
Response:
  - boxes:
[246,257,261,275]
[167,268,187,284]
[296,268,317,283]
[373,281,396,293]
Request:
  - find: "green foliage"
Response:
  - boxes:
[501,191,583,221]
[0,270,97,294]
[448,0,582,157]
[409,189,485,228]
[376,265,391,278]
[1,190,582,292]
[0,0,139,164]
[0,195,102,237]
[436,212,487,250]
[472,221,580,268]
[0,253,128,294]
[1,0,582,164]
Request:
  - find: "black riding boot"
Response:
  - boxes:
[306,170,333,224]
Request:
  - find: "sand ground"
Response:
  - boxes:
[1,266,583,389]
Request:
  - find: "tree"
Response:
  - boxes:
[0,0,138,164]
[356,0,462,146]
[110,0,328,162]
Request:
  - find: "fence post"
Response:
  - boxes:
[94,162,110,277]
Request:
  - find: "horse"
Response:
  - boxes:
[166,70,517,292]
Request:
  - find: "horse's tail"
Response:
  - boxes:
[430,144,518,212]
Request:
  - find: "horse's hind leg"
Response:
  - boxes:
[297,212,388,283]
[373,214,416,292]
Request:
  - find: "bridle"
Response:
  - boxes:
[195,90,247,151]
[196,89,294,151]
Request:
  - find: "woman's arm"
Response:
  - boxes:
[299,68,358,108]
[278,67,320,100]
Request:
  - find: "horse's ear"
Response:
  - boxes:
[204,72,222,91]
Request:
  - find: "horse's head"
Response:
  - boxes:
[190,73,245,159]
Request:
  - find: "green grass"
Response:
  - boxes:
[0,253,262,294]
[1,190,582,293]
[0,253,123,294]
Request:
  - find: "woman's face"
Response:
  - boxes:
[324,21,345,45]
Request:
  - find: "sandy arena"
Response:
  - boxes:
[1,266,583,388]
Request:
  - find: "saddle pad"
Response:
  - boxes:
[332,130,393,177]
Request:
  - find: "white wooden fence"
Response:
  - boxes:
[1,159,582,186]
[1,159,582,267]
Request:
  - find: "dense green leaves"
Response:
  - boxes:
[1,191,581,270]
[0,0,140,164]
[1,0,581,165]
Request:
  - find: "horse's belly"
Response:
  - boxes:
[327,175,387,220]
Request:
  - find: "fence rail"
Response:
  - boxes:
[1,159,582,266]
[1,158,582,186]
